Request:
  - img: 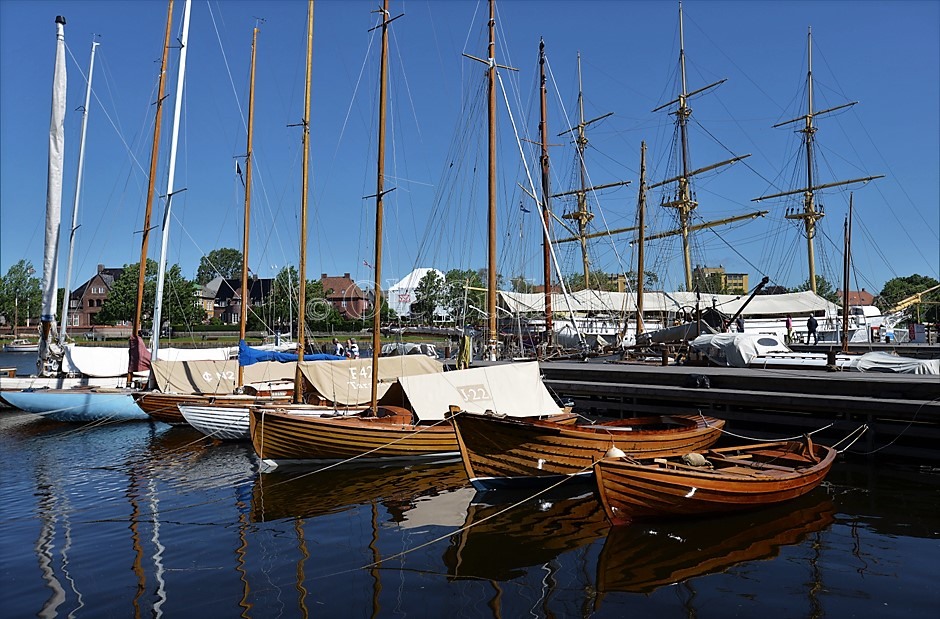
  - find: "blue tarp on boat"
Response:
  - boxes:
[238,340,344,366]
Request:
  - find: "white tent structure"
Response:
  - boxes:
[387,268,446,317]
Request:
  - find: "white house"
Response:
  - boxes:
[386,268,445,317]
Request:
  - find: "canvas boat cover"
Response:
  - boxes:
[500,289,838,317]
[380,361,563,421]
[238,340,342,365]
[853,351,939,375]
[61,344,236,377]
[299,355,443,407]
[691,333,792,367]
[151,359,296,394]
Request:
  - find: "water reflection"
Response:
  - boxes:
[444,484,610,581]
[594,489,836,595]
[250,461,470,523]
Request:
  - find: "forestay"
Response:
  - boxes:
[382,361,563,421]
[299,356,443,407]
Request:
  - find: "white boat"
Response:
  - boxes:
[4,339,40,353]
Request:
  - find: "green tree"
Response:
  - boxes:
[196,248,243,285]
[790,275,840,305]
[443,269,485,326]
[510,275,533,293]
[692,272,727,295]
[411,270,445,324]
[98,260,204,329]
[0,260,41,327]
[877,274,940,323]
[563,269,617,292]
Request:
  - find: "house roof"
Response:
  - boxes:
[70,267,124,299]
[387,268,445,292]
[837,288,875,306]
[321,273,367,299]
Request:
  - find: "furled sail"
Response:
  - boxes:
[38,16,67,374]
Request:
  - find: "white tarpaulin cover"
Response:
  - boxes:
[691,333,792,367]
[299,355,443,406]
[62,344,235,377]
[854,351,940,375]
[383,362,563,421]
[500,289,838,317]
[151,359,295,393]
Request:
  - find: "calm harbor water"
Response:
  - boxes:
[1,351,938,618]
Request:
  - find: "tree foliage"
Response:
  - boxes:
[97,260,205,329]
[790,275,840,305]
[442,269,485,326]
[0,260,42,326]
[196,248,243,285]
[877,274,940,323]
[411,270,445,323]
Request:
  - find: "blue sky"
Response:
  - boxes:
[1,0,937,298]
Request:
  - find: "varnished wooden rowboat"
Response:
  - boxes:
[594,437,837,525]
[250,406,460,468]
[452,411,725,490]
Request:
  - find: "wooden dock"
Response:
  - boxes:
[538,361,940,461]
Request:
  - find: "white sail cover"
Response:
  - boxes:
[61,344,236,378]
[299,356,443,407]
[384,362,563,421]
[41,17,67,322]
[691,333,792,367]
[500,289,839,317]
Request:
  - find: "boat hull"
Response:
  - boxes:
[250,408,459,468]
[594,440,836,525]
[1,389,149,422]
[135,392,291,425]
[452,412,725,490]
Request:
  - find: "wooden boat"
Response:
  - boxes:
[452,411,725,490]
[593,437,837,525]
[250,406,459,467]
[595,490,835,595]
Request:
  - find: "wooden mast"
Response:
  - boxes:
[370,0,392,412]
[294,0,314,404]
[128,0,173,385]
[636,141,647,335]
[555,55,626,290]
[841,193,853,352]
[538,38,553,348]
[753,27,881,294]
[652,1,750,291]
[238,23,259,389]
[486,0,498,360]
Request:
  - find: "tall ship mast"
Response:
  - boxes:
[753,27,882,294]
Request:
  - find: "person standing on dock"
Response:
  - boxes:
[785,314,794,343]
[806,315,818,344]
[736,317,745,333]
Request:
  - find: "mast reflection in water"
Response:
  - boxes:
[1,408,938,617]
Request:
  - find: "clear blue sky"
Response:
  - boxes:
[1,0,937,298]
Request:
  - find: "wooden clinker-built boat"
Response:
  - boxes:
[452,411,725,490]
[594,437,837,525]
[250,406,459,468]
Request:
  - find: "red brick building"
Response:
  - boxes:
[67,264,124,328]
[320,273,369,319]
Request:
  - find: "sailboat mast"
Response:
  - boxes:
[802,27,820,293]
[841,193,852,352]
[152,0,192,359]
[39,15,67,376]
[538,38,553,344]
[574,54,591,288]
[370,0,390,410]
[295,0,314,405]
[636,141,647,335]
[486,0,498,361]
[238,24,259,390]
[676,0,695,290]
[59,37,99,345]
[129,0,173,385]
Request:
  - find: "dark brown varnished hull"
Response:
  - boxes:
[594,440,837,524]
[250,408,459,464]
[134,392,292,425]
[452,412,725,489]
